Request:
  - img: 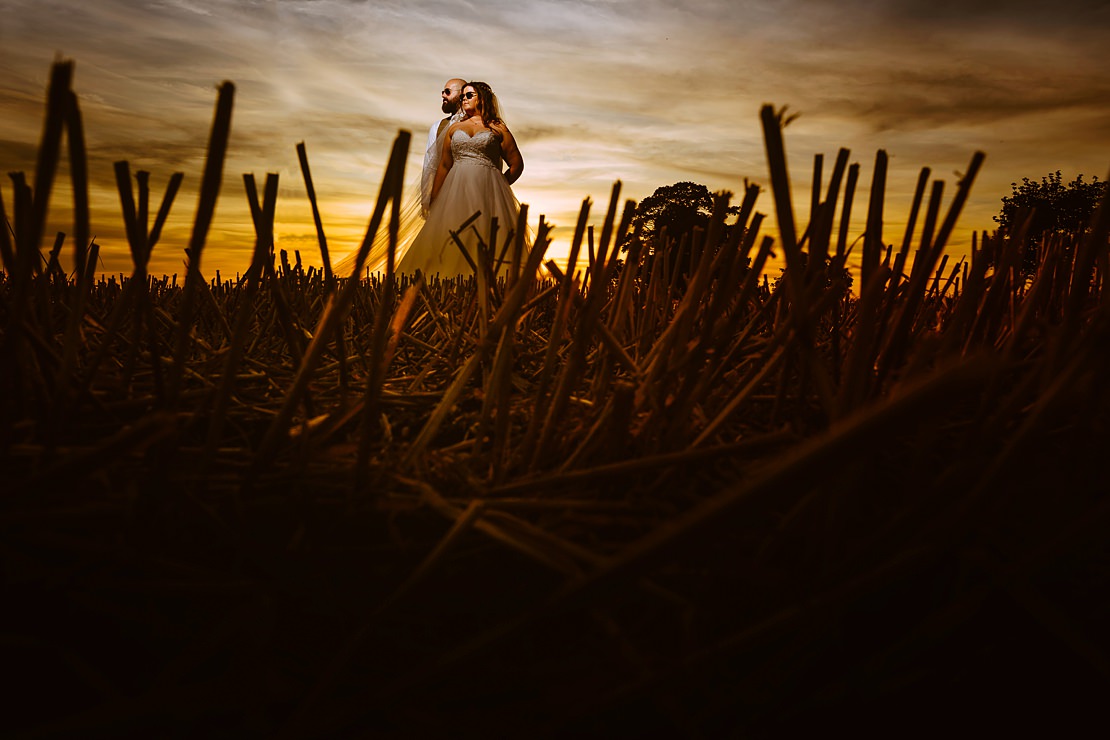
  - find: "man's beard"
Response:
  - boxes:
[441,99,458,114]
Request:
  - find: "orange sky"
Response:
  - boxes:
[2,0,1108,279]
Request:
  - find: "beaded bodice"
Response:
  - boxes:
[451,129,502,169]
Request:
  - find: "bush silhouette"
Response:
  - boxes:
[995,170,1106,276]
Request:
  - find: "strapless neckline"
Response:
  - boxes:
[453,128,494,140]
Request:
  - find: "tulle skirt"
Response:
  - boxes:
[396,160,528,278]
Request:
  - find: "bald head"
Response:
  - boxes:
[441,78,466,114]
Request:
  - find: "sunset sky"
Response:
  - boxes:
[2,0,1108,278]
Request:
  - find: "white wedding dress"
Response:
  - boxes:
[396,128,527,278]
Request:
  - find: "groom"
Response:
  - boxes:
[421,78,466,216]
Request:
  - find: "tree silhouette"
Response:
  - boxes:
[624,181,741,279]
[995,171,1106,276]
[630,182,715,246]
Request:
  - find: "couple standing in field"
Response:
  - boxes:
[395,78,527,277]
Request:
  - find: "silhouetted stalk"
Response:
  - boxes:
[170,81,234,404]
[520,202,589,468]
[64,89,89,280]
[900,167,931,257]
[148,173,184,255]
[535,208,621,463]
[1064,171,1110,330]
[508,204,529,286]
[688,214,772,405]
[930,152,986,256]
[49,87,94,439]
[760,106,839,417]
[760,105,803,308]
[493,220,517,282]
[654,194,738,448]
[254,131,411,471]
[296,141,333,286]
[811,148,850,262]
[28,61,72,266]
[862,150,887,288]
[933,258,956,301]
[264,243,310,386]
[835,262,891,415]
[0,183,14,273]
[77,169,180,402]
[479,311,515,478]
[836,163,859,261]
[937,247,992,358]
[202,173,278,465]
[810,153,823,226]
[604,199,645,336]
[356,160,407,488]
[590,193,636,400]
[403,219,551,468]
[595,181,622,280]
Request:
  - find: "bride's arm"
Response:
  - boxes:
[495,123,524,186]
[430,127,456,203]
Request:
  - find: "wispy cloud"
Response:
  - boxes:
[2,0,1107,275]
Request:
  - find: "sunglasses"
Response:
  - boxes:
[462,91,478,100]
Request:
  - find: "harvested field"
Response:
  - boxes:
[4,61,1110,736]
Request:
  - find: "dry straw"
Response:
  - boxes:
[3,59,1109,736]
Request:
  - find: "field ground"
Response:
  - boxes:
[3,62,1109,736]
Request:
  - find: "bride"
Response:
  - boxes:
[395,81,526,278]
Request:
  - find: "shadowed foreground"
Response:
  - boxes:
[3,62,1109,736]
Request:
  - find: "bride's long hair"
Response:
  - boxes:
[464,81,502,128]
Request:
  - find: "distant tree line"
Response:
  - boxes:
[620,168,1108,291]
